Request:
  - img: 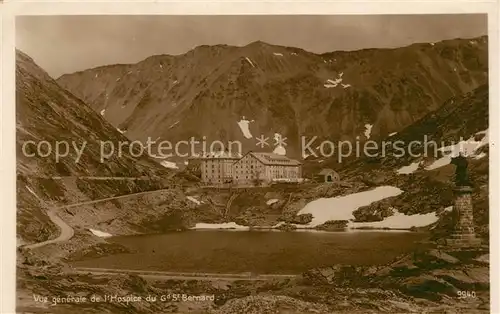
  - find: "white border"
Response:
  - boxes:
[1,9,17,314]
[1,2,499,314]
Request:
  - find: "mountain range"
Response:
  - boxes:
[57,36,488,161]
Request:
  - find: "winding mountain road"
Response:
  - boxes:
[23,208,75,249]
[23,187,174,250]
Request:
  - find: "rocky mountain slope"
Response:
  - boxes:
[16,50,177,244]
[336,83,489,173]
[57,36,488,160]
[336,84,489,237]
[17,50,167,178]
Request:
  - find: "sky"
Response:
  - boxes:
[16,14,487,78]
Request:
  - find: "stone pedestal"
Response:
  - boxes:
[445,185,481,248]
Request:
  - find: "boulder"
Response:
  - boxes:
[430,267,489,290]
[302,265,368,287]
[276,223,297,232]
[412,249,460,269]
[286,213,313,225]
[400,275,458,300]
[315,220,348,231]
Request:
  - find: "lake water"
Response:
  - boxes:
[73,230,429,274]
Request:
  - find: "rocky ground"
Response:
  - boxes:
[174,180,369,228]
[16,245,490,313]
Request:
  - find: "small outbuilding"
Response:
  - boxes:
[317,168,340,183]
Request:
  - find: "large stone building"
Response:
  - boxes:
[233,152,302,185]
[198,151,302,186]
[199,151,241,185]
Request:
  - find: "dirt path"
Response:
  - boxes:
[224,193,238,217]
[74,267,296,281]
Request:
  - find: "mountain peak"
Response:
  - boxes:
[245,40,275,49]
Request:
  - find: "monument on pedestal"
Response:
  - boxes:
[445,153,482,248]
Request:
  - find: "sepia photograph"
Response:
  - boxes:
[6,10,496,314]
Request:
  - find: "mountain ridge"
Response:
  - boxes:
[55,35,488,77]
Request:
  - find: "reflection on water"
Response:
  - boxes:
[73,230,429,274]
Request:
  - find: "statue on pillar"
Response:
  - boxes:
[450,153,470,186]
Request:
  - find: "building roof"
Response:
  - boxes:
[318,168,337,175]
[196,151,242,160]
[248,152,301,166]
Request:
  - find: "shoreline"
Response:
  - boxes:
[189,225,417,233]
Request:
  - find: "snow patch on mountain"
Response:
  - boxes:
[186,196,201,205]
[297,186,404,227]
[474,153,487,160]
[245,57,256,67]
[266,199,279,205]
[425,129,489,170]
[237,117,254,139]
[273,133,287,155]
[89,228,113,238]
[364,124,373,139]
[324,78,342,88]
[475,130,488,135]
[273,146,286,156]
[324,72,349,89]
[350,210,439,229]
[192,222,250,230]
[160,160,179,169]
[396,161,421,175]
[26,186,41,200]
